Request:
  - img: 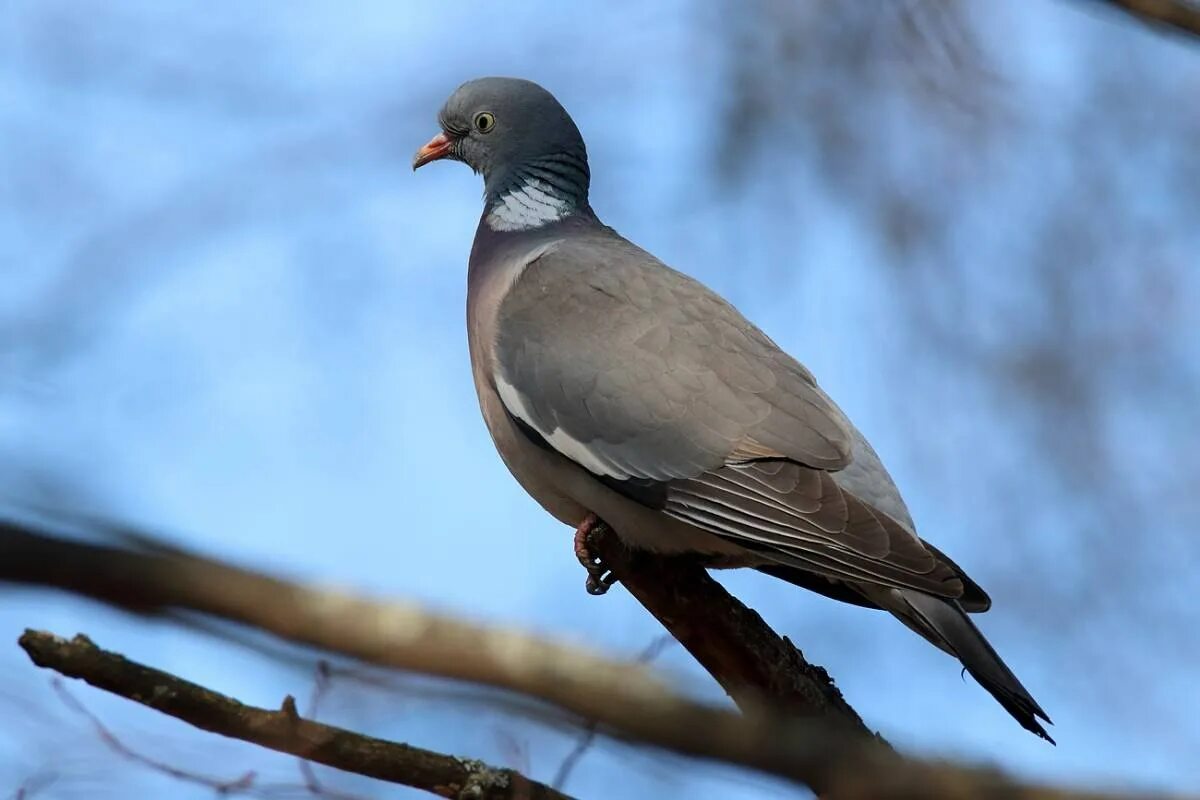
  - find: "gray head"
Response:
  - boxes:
[413,78,591,230]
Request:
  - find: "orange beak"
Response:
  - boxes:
[412,131,455,171]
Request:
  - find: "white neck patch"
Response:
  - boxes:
[485,177,574,232]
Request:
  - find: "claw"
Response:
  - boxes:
[585,570,618,596]
[573,513,616,595]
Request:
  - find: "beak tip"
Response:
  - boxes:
[412,131,454,173]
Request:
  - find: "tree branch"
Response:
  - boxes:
[19,630,571,800]
[1087,0,1200,39]
[0,520,1170,799]
[0,522,874,795]
[2,518,872,737]
[592,525,876,735]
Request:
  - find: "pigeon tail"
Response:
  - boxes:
[885,589,1055,743]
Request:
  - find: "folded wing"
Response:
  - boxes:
[495,232,963,599]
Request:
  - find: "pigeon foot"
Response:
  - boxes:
[573,512,617,595]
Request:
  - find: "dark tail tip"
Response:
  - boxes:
[970,666,1055,744]
[899,590,1055,744]
[997,691,1055,745]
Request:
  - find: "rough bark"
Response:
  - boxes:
[591,524,876,735]
[19,630,571,800]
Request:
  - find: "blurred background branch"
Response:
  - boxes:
[4,523,1160,799]
[2,1,1197,797]
[1091,0,1200,37]
[3,517,883,794]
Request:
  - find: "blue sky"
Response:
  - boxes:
[1,2,1197,797]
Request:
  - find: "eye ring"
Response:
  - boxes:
[474,112,496,133]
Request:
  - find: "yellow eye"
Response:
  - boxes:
[474,112,496,133]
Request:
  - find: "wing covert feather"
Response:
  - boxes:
[494,233,854,479]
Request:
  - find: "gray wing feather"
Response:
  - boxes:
[496,233,853,477]
[669,463,962,597]
[494,230,962,598]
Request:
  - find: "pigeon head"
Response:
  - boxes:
[414,78,591,230]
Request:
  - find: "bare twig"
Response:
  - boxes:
[2,521,891,796]
[4,514,878,741]
[1087,0,1200,38]
[50,678,260,793]
[296,760,368,800]
[552,635,674,791]
[4,522,1169,799]
[21,631,574,800]
[10,771,57,800]
[299,661,371,800]
[176,615,575,733]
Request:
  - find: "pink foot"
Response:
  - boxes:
[573,513,616,596]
